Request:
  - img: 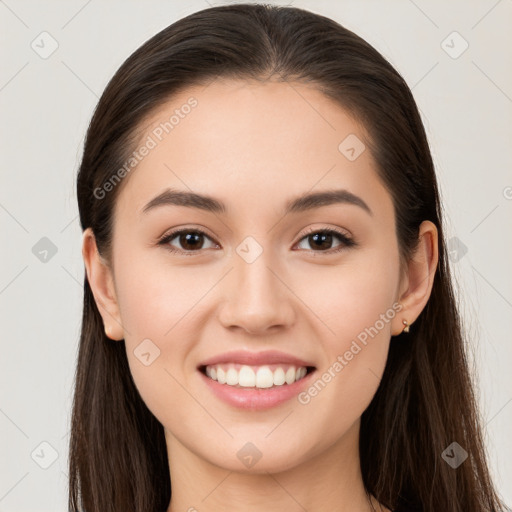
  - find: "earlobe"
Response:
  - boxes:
[82,228,124,341]
[392,221,439,336]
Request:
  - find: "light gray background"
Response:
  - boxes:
[1,0,511,510]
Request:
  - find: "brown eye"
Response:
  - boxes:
[176,232,205,251]
[158,227,355,256]
[295,228,355,253]
[158,229,217,254]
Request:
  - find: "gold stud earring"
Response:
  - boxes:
[402,320,410,333]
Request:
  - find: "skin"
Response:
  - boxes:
[82,78,438,512]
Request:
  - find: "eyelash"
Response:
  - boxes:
[157,226,356,256]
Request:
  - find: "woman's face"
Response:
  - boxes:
[93,78,412,472]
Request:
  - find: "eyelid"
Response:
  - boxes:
[158,224,217,243]
[298,224,353,242]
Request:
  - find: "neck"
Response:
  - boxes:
[165,420,386,512]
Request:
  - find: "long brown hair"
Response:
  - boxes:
[69,4,507,511]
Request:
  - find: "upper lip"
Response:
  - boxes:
[198,350,316,369]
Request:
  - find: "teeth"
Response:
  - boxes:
[256,366,274,388]
[226,367,238,385]
[273,367,285,386]
[204,364,310,388]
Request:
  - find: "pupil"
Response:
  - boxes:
[311,233,332,250]
[181,232,202,250]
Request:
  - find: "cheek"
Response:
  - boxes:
[110,249,203,394]
[298,244,400,346]
[114,247,210,340]
[113,261,210,431]
[295,246,399,412]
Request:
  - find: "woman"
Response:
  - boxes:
[68,3,507,511]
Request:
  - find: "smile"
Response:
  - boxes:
[198,361,318,410]
[201,363,313,389]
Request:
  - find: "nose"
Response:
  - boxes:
[217,251,296,335]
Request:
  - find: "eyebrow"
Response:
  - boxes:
[141,187,372,216]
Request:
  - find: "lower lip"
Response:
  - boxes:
[198,369,316,410]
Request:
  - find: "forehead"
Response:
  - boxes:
[115,78,390,222]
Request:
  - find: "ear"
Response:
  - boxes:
[82,227,124,341]
[391,220,439,336]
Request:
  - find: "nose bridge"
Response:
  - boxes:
[218,240,295,333]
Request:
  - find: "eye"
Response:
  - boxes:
[295,227,356,254]
[157,228,218,255]
[157,226,356,256]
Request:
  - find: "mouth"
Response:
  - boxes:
[198,363,316,389]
